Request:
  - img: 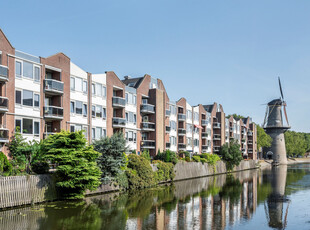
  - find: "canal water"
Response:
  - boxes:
[1,164,310,230]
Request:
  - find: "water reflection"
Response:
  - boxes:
[0,165,310,230]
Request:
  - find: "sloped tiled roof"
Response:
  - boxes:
[122,77,144,89]
[203,104,214,113]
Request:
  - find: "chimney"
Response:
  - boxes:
[124,75,131,80]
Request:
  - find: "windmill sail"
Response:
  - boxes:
[278,77,284,100]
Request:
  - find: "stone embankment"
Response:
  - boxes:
[0,159,258,209]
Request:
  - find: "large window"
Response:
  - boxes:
[70,101,75,113]
[15,60,40,80]
[16,61,22,78]
[92,105,95,118]
[75,77,83,91]
[70,77,75,90]
[16,90,21,104]
[95,83,102,96]
[76,101,82,115]
[83,104,87,117]
[23,61,33,79]
[96,105,102,118]
[23,90,33,106]
[34,66,40,82]
[126,92,137,105]
[34,121,40,135]
[23,118,33,134]
[34,94,40,107]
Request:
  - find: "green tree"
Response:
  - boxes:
[256,124,272,151]
[285,131,307,157]
[93,132,127,183]
[226,114,245,120]
[0,152,12,176]
[219,141,243,171]
[45,131,101,199]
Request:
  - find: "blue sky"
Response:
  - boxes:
[2,1,310,132]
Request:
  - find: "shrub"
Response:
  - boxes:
[185,156,191,162]
[220,141,243,171]
[141,149,151,162]
[126,154,156,189]
[192,155,201,162]
[153,160,175,182]
[154,150,178,164]
[45,131,101,199]
[200,158,207,164]
[202,153,221,172]
[93,132,127,183]
[0,152,12,176]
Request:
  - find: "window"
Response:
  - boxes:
[75,125,82,131]
[133,95,136,105]
[70,101,75,113]
[15,119,21,131]
[96,127,102,139]
[92,84,95,95]
[134,133,137,142]
[125,93,128,104]
[23,90,33,106]
[34,121,40,135]
[83,126,88,139]
[102,108,106,119]
[70,77,75,91]
[75,78,83,91]
[102,86,106,97]
[15,90,21,104]
[83,81,87,93]
[128,131,133,141]
[92,105,95,118]
[126,113,129,123]
[95,83,102,96]
[103,129,106,138]
[96,105,102,118]
[134,114,136,124]
[76,101,82,115]
[92,128,95,140]
[34,94,40,107]
[34,66,40,82]
[83,104,87,117]
[23,61,33,79]
[23,118,33,134]
[70,125,75,132]
[15,61,22,78]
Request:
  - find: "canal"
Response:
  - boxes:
[1,164,310,230]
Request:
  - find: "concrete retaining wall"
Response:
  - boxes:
[0,160,258,209]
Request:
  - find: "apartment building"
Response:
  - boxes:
[0,29,258,159]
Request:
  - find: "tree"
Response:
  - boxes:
[45,131,101,199]
[256,124,272,151]
[219,141,243,171]
[285,131,307,157]
[0,152,12,176]
[226,114,245,120]
[93,132,127,183]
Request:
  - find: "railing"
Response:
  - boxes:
[201,119,209,125]
[213,122,221,129]
[248,131,253,136]
[202,132,208,138]
[213,134,221,140]
[44,79,64,93]
[141,140,156,149]
[44,106,63,119]
[0,129,9,142]
[112,96,126,107]
[202,145,209,150]
[165,110,171,116]
[0,65,8,81]
[112,117,126,127]
[178,114,186,120]
[178,128,186,135]
[213,147,220,152]
[140,104,155,113]
[248,140,253,145]
[141,122,155,131]
[0,96,8,112]
[166,126,171,132]
[178,143,186,149]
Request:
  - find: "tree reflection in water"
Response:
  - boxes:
[0,164,310,230]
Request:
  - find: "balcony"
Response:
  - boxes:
[0,65,8,82]
[241,130,246,134]
[165,110,171,116]
[202,145,209,150]
[141,140,155,149]
[0,128,9,143]
[140,104,155,114]
[0,97,8,113]
[178,128,186,136]
[44,79,64,95]
[166,142,171,148]
[213,147,220,152]
[44,106,63,120]
[166,126,171,133]
[178,114,186,121]
[213,134,221,140]
[201,119,209,125]
[112,117,126,128]
[242,148,246,153]
[242,138,246,143]
[213,122,221,129]
[248,140,253,145]
[248,149,253,154]
[112,96,126,108]
[202,132,208,138]
[141,122,155,131]
[178,143,186,150]
[248,131,253,136]
[230,127,234,132]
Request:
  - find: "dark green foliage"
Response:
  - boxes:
[256,124,272,151]
[154,150,178,164]
[201,153,221,172]
[141,149,151,162]
[153,160,175,182]
[30,141,49,174]
[93,132,127,183]
[220,141,243,171]
[126,154,156,190]
[116,171,129,190]
[219,175,242,204]
[200,158,207,164]
[285,131,308,157]
[0,152,12,176]
[45,131,101,199]
[192,155,200,162]
[185,156,191,162]
[226,114,245,120]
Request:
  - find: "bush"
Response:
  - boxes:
[154,150,178,164]
[141,149,151,162]
[45,131,101,199]
[202,153,221,172]
[200,158,207,164]
[0,152,12,176]
[153,160,175,182]
[185,156,191,162]
[220,141,243,171]
[192,155,201,162]
[116,171,129,190]
[93,132,127,183]
[126,154,156,190]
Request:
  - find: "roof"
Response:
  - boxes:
[203,104,214,113]
[122,77,144,89]
[268,98,283,106]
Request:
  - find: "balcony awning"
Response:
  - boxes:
[194,124,203,129]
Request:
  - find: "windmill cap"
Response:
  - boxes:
[268,99,283,106]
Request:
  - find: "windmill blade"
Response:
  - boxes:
[278,77,284,100]
[263,105,268,127]
[283,104,289,126]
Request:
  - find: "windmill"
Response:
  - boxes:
[263,77,290,165]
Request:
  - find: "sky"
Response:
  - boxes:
[1,0,310,132]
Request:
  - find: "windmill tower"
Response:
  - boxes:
[263,78,290,165]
